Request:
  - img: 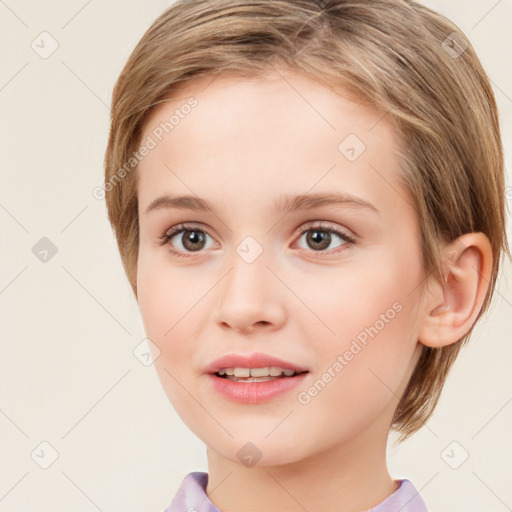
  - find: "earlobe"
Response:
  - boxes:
[418,232,493,348]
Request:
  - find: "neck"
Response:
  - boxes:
[205,421,397,512]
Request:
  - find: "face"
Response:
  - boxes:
[136,67,426,466]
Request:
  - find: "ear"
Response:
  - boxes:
[418,232,493,348]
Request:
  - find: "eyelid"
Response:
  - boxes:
[161,222,210,239]
[294,221,356,240]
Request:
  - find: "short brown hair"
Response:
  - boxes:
[104,0,509,440]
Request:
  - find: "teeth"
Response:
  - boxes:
[250,367,269,377]
[216,367,297,377]
[234,367,250,377]
[230,376,277,382]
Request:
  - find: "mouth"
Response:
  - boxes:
[205,353,310,404]
[213,366,308,383]
[205,352,309,376]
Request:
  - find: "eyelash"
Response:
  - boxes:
[157,222,356,258]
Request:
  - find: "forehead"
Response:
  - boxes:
[137,67,406,218]
[141,68,393,146]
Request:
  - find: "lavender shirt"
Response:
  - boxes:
[164,471,428,511]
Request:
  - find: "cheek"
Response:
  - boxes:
[292,301,420,443]
[294,252,422,407]
[295,254,418,348]
[137,261,170,340]
[136,261,204,422]
[136,254,218,383]
[137,248,199,334]
[137,256,192,363]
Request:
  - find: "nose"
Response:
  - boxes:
[213,250,286,334]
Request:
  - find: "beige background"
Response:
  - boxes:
[0,1,510,511]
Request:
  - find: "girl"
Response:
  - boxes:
[104,1,508,510]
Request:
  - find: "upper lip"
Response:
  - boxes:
[205,352,309,374]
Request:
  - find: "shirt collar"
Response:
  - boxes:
[165,471,428,512]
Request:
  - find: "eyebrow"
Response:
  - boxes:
[144,192,379,216]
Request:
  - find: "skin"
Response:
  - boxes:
[135,66,492,511]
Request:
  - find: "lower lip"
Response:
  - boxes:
[207,372,309,404]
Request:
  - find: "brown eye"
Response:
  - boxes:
[179,230,207,251]
[305,230,332,251]
[159,224,216,256]
[296,224,354,253]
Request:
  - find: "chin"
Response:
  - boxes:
[200,426,315,468]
